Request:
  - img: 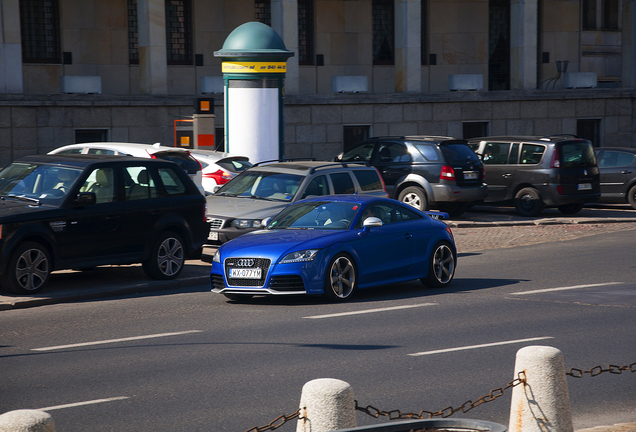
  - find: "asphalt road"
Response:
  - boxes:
[0,210,635,432]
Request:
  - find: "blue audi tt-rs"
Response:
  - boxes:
[210,195,456,302]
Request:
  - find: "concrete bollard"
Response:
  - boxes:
[508,346,573,432]
[0,410,55,432]
[296,378,356,432]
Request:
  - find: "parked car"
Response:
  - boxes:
[206,161,388,244]
[594,147,636,209]
[467,135,600,216]
[49,142,205,194]
[210,195,456,302]
[333,136,487,216]
[189,149,252,194]
[0,154,209,294]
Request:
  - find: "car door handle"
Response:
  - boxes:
[404,233,413,240]
[622,170,632,174]
[502,173,512,178]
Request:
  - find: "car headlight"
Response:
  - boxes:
[231,219,263,229]
[280,249,320,264]
[213,249,221,263]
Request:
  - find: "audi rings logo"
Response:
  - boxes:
[236,259,255,267]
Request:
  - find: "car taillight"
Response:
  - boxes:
[550,148,561,168]
[440,165,456,181]
[557,185,563,195]
[204,169,232,184]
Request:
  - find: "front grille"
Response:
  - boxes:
[225,257,271,287]
[208,218,224,229]
[270,275,305,292]
[210,273,225,290]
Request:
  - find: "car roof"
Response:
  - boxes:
[367,136,456,142]
[14,153,180,168]
[468,135,585,143]
[190,150,249,162]
[49,142,191,156]
[250,161,372,175]
[595,147,636,153]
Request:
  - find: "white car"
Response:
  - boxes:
[189,149,251,193]
[49,142,204,194]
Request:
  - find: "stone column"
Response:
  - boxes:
[137,0,168,94]
[622,0,636,87]
[510,0,538,90]
[272,0,299,94]
[0,0,24,94]
[395,0,422,92]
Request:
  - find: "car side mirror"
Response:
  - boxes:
[363,217,382,228]
[261,217,272,228]
[213,186,222,193]
[75,192,96,205]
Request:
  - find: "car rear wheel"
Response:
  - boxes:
[515,187,544,217]
[1,242,51,294]
[557,203,584,214]
[398,186,428,211]
[628,185,636,210]
[324,254,357,301]
[421,241,456,288]
[142,232,185,280]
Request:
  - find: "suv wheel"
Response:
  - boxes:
[1,242,51,294]
[143,231,185,280]
[515,187,545,217]
[398,186,428,211]
[557,203,584,214]
[628,185,636,210]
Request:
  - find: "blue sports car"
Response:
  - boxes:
[210,195,457,302]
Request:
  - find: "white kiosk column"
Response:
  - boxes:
[214,22,294,162]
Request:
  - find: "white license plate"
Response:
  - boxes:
[578,183,592,190]
[208,231,219,241]
[464,171,478,180]
[229,268,262,279]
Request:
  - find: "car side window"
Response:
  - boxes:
[482,142,511,165]
[414,144,441,161]
[376,143,411,163]
[300,175,329,199]
[599,151,635,168]
[80,168,115,204]
[352,169,383,191]
[519,144,546,164]
[330,172,355,194]
[508,143,520,164]
[57,148,84,155]
[87,148,116,155]
[158,168,186,195]
[124,166,158,200]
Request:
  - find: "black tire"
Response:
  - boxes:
[421,241,456,288]
[515,187,544,217]
[557,203,584,214]
[324,254,357,301]
[223,293,254,302]
[437,202,469,217]
[1,241,51,294]
[398,186,428,211]
[628,184,636,210]
[142,231,185,280]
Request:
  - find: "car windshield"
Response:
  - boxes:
[215,171,304,202]
[558,141,597,168]
[340,143,374,162]
[0,162,82,204]
[268,201,361,230]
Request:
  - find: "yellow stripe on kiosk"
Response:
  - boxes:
[222,62,287,73]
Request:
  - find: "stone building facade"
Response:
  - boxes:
[0,0,635,166]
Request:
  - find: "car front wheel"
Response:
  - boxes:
[143,232,185,280]
[421,241,456,288]
[1,242,51,294]
[324,254,357,301]
[398,186,428,211]
[515,187,544,217]
[627,184,636,210]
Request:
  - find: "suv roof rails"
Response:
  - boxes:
[308,162,369,174]
[371,135,455,141]
[253,158,316,167]
[539,134,581,141]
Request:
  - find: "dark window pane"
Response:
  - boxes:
[20,0,61,64]
[75,129,109,144]
[166,0,192,65]
[128,0,139,64]
[343,126,370,152]
[255,0,271,26]
[421,0,428,65]
[373,0,394,65]
[463,122,489,139]
[577,119,601,147]
[582,0,597,29]
[602,0,619,30]
[298,0,314,65]
[488,0,510,90]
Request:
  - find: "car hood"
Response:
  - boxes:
[206,195,290,219]
[219,228,349,258]
[0,199,59,222]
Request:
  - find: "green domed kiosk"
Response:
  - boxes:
[214,22,294,162]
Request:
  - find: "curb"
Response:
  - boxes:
[447,217,636,228]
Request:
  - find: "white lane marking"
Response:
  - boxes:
[304,303,438,319]
[32,330,203,352]
[408,336,554,357]
[510,282,623,296]
[38,397,129,411]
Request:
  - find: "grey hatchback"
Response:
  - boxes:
[595,147,636,209]
[334,136,487,216]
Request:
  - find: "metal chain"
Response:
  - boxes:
[243,408,302,432]
[356,371,526,421]
[566,362,636,378]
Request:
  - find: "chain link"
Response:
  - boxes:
[566,362,636,378]
[243,408,302,432]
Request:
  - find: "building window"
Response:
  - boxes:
[298,0,314,65]
[75,129,109,144]
[421,0,428,65]
[255,0,271,26]
[463,122,489,139]
[19,0,61,64]
[166,0,193,65]
[488,0,510,90]
[343,126,371,152]
[373,0,394,65]
[582,0,620,30]
[577,119,602,147]
[127,0,139,65]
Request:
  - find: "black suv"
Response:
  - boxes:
[0,155,209,294]
[335,136,487,216]
[467,135,600,216]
